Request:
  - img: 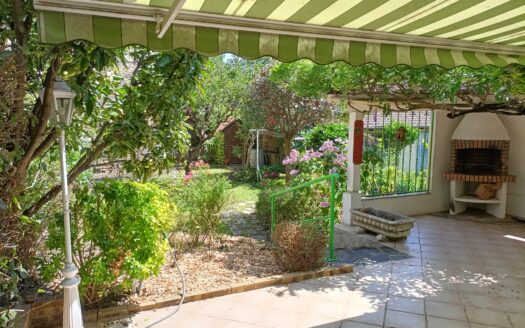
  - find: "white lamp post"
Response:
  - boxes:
[40,77,83,328]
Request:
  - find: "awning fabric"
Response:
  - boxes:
[36,0,525,68]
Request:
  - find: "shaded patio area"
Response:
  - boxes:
[108,213,525,328]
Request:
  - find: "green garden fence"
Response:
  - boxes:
[270,173,338,262]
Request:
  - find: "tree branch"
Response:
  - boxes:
[23,139,110,217]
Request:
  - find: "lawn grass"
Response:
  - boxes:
[230,182,260,204]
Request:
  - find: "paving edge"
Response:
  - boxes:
[88,263,353,322]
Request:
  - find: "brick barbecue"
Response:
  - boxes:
[445,113,515,219]
[444,139,516,183]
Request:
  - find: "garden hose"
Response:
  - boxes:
[144,248,186,328]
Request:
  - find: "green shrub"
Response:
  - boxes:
[43,179,174,304]
[176,172,231,246]
[303,123,348,149]
[203,132,225,165]
[232,167,258,183]
[256,179,325,228]
[0,257,27,327]
[272,221,327,272]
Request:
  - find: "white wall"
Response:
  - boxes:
[361,111,461,216]
[500,116,525,219]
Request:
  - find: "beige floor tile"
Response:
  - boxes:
[345,306,385,326]
[386,296,425,315]
[507,313,525,328]
[222,303,268,324]
[197,299,236,318]
[221,319,267,328]
[354,281,390,294]
[425,300,467,321]
[239,290,284,308]
[163,314,241,328]
[469,324,501,328]
[297,314,341,328]
[270,295,313,313]
[499,297,525,314]
[460,292,502,310]
[306,298,349,319]
[425,289,462,304]
[257,308,304,328]
[464,306,512,327]
[341,321,381,328]
[384,310,426,328]
[427,316,469,328]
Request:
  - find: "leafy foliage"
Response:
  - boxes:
[272,221,327,272]
[0,257,27,327]
[232,167,258,183]
[174,171,232,247]
[382,121,419,154]
[203,132,225,165]
[256,179,326,228]
[43,179,173,304]
[267,60,525,117]
[303,123,348,150]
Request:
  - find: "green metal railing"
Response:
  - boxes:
[270,173,338,262]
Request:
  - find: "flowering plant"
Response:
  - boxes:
[282,139,348,212]
[189,159,210,170]
[283,139,347,181]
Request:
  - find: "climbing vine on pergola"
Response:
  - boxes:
[269,61,525,118]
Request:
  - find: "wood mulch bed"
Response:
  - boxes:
[126,235,282,304]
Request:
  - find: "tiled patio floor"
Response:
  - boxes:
[124,214,525,328]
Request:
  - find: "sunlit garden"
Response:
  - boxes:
[2,1,525,327]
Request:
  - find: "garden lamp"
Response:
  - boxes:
[40,77,83,328]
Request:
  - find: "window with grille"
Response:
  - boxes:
[361,111,433,197]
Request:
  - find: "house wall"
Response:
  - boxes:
[500,116,525,219]
[361,111,461,216]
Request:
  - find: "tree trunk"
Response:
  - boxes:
[283,137,293,183]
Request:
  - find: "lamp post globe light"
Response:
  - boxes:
[40,77,83,328]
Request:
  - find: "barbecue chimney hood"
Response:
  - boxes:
[452,113,509,141]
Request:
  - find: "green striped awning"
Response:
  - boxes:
[35,0,525,68]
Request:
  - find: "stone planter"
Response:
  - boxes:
[351,208,415,241]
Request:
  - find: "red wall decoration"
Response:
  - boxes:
[353,120,364,165]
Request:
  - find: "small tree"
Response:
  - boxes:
[183,56,265,171]
[250,73,334,180]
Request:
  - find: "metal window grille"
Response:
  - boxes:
[361,110,433,197]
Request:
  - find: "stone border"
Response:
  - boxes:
[87,264,353,322]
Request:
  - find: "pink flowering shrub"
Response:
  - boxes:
[189,159,210,170]
[282,139,348,213]
[282,139,347,182]
[183,172,193,184]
